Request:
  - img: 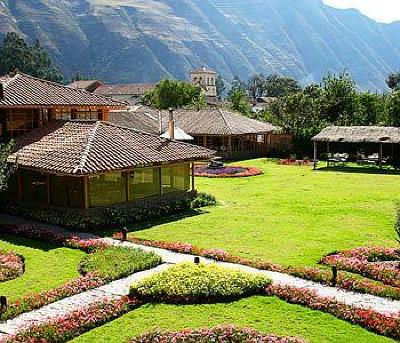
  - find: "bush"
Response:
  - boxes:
[0,250,24,282]
[191,192,217,209]
[129,262,271,304]
[396,205,400,244]
[79,247,162,281]
[130,325,306,343]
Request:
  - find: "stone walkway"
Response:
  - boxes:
[1,214,400,339]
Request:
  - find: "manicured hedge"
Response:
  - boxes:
[130,325,306,343]
[191,192,217,209]
[0,250,24,282]
[79,246,162,281]
[126,236,400,301]
[129,262,271,304]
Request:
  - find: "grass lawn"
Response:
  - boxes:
[131,159,399,267]
[71,296,394,343]
[0,234,85,301]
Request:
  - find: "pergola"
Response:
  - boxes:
[312,126,400,169]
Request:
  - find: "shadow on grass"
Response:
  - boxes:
[102,208,209,236]
[315,166,400,175]
[0,233,58,252]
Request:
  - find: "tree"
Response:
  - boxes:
[143,79,204,110]
[227,75,246,98]
[0,141,16,193]
[321,72,358,125]
[216,75,226,99]
[385,91,400,127]
[228,88,251,116]
[0,32,63,82]
[354,92,385,126]
[264,74,301,97]
[386,72,400,91]
[71,72,90,82]
[247,74,265,99]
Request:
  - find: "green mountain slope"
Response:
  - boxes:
[0,0,399,89]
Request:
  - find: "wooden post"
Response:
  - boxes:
[379,143,383,169]
[191,163,195,191]
[313,141,318,170]
[17,169,22,202]
[203,135,207,148]
[126,171,130,202]
[46,173,51,206]
[327,142,330,155]
[0,109,8,141]
[83,176,89,209]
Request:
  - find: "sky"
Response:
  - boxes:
[323,0,400,23]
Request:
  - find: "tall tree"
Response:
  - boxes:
[228,88,251,116]
[264,74,301,97]
[0,32,63,82]
[216,75,226,99]
[247,74,265,99]
[386,72,400,91]
[354,92,385,126]
[386,91,400,127]
[227,75,246,98]
[143,79,204,110]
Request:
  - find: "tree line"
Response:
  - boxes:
[224,72,400,155]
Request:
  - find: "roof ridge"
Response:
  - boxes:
[73,121,100,174]
[1,73,20,89]
[219,109,234,135]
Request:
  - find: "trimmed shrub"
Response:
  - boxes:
[79,246,162,281]
[191,192,217,209]
[130,325,307,343]
[129,262,271,304]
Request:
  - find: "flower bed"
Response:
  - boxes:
[278,159,313,166]
[265,284,400,340]
[1,297,135,343]
[320,247,400,288]
[130,325,307,343]
[0,250,24,282]
[194,165,262,178]
[0,224,161,321]
[130,262,271,304]
[125,236,400,301]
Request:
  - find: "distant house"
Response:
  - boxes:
[190,67,218,101]
[93,83,156,105]
[0,73,214,229]
[109,106,290,159]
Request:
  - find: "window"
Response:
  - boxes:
[129,167,160,200]
[162,164,191,194]
[20,170,47,205]
[50,175,84,208]
[89,172,127,207]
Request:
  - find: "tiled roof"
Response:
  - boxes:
[109,106,276,136]
[9,121,214,175]
[68,80,102,92]
[0,73,126,108]
[191,67,217,74]
[94,83,156,96]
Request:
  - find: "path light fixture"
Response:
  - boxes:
[0,296,7,314]
[194,256,200,264]
[331,266,338,286]
[121,227,128,241]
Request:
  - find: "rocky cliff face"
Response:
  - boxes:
[1,0,400,89]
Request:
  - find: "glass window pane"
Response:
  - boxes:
[50,175,84,208]
[89,172,127,207]
[129,168,160,200]
[20,170,47,205]
[162,164,191,194]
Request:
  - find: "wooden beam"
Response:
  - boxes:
[126,172,130,202]
[379,143,383,169]
[313,141,318,170]
[191,163,195,191]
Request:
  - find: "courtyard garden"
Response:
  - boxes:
[1,158,399,342]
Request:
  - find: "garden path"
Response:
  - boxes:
[0,214,399,339]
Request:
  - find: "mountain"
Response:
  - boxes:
[1,0,400,90]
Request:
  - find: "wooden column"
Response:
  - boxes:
[17,169,22,202]
[126,172,130,202]
[0,109,8,141]
[327,142,330,155]
[159,166,163,195]
[46,173,51,206]
[191,163,195,191]
[379,143,383,169]
[71,109,78,120]
[313,141,318,170]
[83,176,89,209]
[203,135,207,148]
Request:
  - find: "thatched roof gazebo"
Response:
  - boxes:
[312,126,400,169]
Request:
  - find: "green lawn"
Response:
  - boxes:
[0,234,85,301]
[131,159,398,267]
[72,296,394,343]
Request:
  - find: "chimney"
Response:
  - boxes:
[168,108,175,140]
[0,83,3,100]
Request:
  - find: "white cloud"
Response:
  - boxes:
[323,0,400,23]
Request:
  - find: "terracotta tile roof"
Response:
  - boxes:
[110,106,276,136]
[94,83,156,96]
[67,80,103,92]
[9,121,214,175]
[0,73,126,108]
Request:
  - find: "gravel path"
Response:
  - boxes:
[1,214,399,339]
